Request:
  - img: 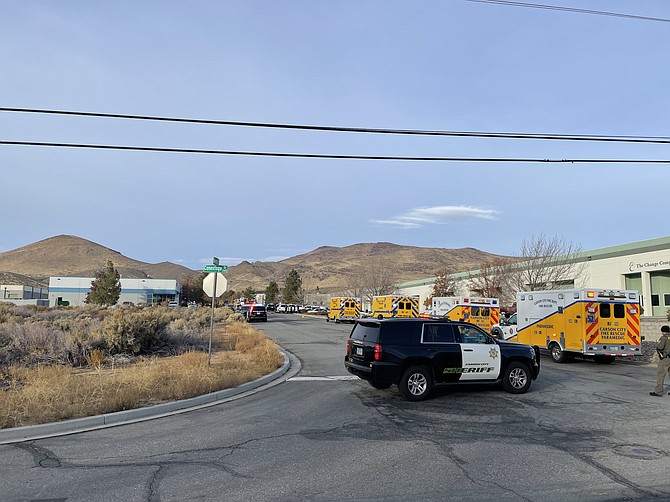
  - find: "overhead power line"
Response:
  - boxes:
[465,0,670,23]
[1,140,667,164]
[1,107,668,144]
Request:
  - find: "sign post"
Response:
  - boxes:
[203,260,228,366]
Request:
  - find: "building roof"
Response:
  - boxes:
[397,235,670,289]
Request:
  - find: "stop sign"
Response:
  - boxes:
[203,273,227,298]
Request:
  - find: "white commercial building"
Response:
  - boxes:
[398,236,670,319]
[0,284,49,306]
[48,277,181,307]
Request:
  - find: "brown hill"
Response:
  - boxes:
[226,242,508,293]
[0,236,513,294]
[0,235,195,285]
[0,271,47,288]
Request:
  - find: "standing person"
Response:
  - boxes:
[650,325,670,397]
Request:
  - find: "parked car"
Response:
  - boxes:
[240,304,268,322]
[167,301,179,308]
[345,318,540,401]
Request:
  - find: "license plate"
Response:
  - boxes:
[356,347,363,356]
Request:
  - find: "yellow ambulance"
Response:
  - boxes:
[431,296,500,331]
[511,288,641,363]
[371,295,419,319]
[327,297,361,323]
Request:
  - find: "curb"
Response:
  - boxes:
[0,349,300,445]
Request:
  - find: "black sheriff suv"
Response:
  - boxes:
[344,318,540,401]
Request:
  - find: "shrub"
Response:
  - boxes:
[0,322,282,428]
[0,304,246,368]
[94,308,170,355]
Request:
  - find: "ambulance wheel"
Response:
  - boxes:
[399,365,432,401]
[377,314,384,320]
[502,362,532,394]
[549,343,571,363]
[594,355,615,364]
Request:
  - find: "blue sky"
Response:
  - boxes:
[1,1,668,270]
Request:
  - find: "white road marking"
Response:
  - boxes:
[287,376,360,382]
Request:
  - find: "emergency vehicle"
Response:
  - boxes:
[431,296,500,331]
[371,295,419,319]
[327,297,361,323]
[505,288,641,363]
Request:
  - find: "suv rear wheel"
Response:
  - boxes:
[399,365,432,401]
[502,362,532,394]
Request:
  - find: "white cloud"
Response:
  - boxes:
[372,205,499,229]
[371,219,423,229]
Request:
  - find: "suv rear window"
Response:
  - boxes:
[252,306,266,312]
[379,321,423,345]
[350,322,380,343]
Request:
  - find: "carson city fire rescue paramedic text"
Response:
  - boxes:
[650,325,670,397]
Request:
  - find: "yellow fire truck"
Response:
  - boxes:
[431,296,500,331]
[510,288,642,363]
[327,297,361,323]
[372,295,419,319]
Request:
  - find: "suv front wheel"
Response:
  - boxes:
[502,361,532,394]
[399,365,432,401]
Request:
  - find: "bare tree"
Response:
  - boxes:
[467,258,515,305]
[509,234,587,293]
[358,258,397,304]
[342,273,366,299]
[425,267,459,307]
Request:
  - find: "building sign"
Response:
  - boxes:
[628,259,670,272]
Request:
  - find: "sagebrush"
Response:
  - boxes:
[0,303,244,367]
[0,303,283,428]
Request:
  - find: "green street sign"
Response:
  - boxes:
[203,264,227,273]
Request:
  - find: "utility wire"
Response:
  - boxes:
[1,140,667,164]
[1,107,668,144]
[465,0,670,23]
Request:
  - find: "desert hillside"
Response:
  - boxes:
[0,236,512,293]
[0,235,195,286]
[227,242,507,292]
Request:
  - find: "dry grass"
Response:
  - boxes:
[0,322,283,429]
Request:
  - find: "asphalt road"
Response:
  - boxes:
[1,314,669,501]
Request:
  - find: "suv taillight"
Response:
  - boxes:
[346,338,351,356]
[374,343,382,361]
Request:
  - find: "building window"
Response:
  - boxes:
[651,295,660,307]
